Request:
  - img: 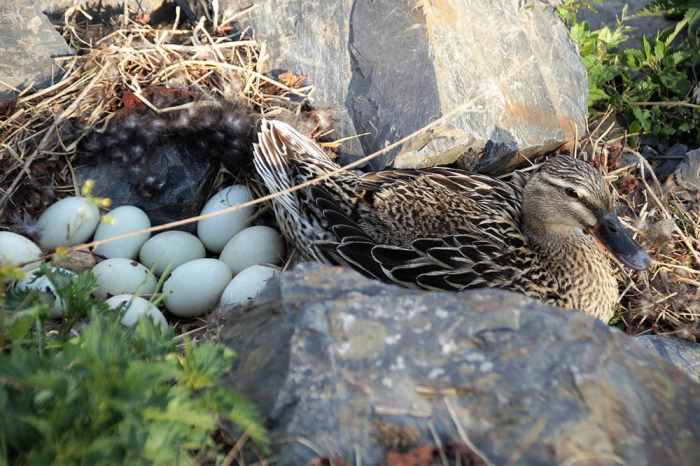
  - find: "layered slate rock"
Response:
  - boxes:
[0,1,72,99]
[213,263,700,466]
[230,0,587,172]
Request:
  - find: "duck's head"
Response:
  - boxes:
[522,155,651,271]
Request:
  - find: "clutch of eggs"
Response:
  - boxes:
[3,185,286,321]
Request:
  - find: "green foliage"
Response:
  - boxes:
[555,0,604,26]
[0,267,267,466]
[558,0,700,145]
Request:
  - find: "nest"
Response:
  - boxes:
[0,6,319,225]
[0,7,328,356]
[1,7,698,341]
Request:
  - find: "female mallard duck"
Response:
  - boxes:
[252,119,651,322]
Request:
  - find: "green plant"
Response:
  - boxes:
[558,0,700,145]
[555,0,604,25]
[0,267,267,466]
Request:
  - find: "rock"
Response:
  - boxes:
[576,1,674,49]
[635,335,700,383]
[234,0,587,173]
[38,1,199,30]
[75,142,217,232]
[654,143,688,182]
[212,263,700,466]
[0,1,72,100]
[36,0,164,18]
[664,147,700,207]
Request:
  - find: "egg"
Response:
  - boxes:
[139,231,206,276]
[197,185,254,253]
[105,294,168,331]
[92,258,157,299]
[220,265,278,308]
[15,267,75,317]
[94,206,151,259]
[37,196,100,249]
[0,232,42,269]
[219,226,285,273]
[163,259,232,317]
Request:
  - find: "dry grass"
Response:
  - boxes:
[568,110,700,339]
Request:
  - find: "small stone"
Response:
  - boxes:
[52,250,97,272]
[655,143,689,181]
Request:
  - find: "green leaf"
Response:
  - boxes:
[588,86,610,106]
[642,35,652,59]
[632,107,653,132]
[6,307,43,341]
[654,39,667,60]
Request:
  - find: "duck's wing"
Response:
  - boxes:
[310,168,536,293]
[348,167,525,244]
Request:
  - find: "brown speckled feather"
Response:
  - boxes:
[253,119,624,321]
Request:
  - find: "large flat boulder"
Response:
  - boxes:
[212,263,700,466]
[231,0,587,172]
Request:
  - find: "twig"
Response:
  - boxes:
[428,421,449,466]
[631,100,700,110]
[123,0,129,29]
[222,430,251,466]
[443,398,494,466]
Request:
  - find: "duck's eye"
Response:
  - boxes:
[565,187,579,199]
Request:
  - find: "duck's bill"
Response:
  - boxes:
[596,213,651,271]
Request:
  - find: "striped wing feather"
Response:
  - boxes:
[311,169,535,292]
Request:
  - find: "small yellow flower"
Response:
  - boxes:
[0,264,26,282]
[81,179,95,196]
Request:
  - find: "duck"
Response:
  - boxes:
[252,119,651,322]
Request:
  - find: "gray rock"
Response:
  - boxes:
[0,1,72,99]
[231,0,587,173]
[664,147,700,205]
[655,143,689,181]
[35,0,164,17]
[577,1,674,49]
[636,335,700,383]
[212,263,700,466]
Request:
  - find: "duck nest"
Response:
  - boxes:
[0,6,331,348]
[0,6,698,342]
[0,4,329,227]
